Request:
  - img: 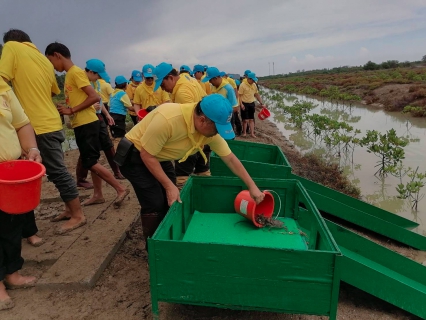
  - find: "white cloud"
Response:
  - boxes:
[288,54,338,71]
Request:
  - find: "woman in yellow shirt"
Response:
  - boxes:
[125,70,142,125]
[0,79,40,310]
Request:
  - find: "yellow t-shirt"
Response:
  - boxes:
[133,81,170,110]
[0,41,62,135]
[125,82,138,116]
[212,80,238,108]
[196,78,212,95]
[226,77,237,89]
[65,65,98,128]
[98,79,114,103]
[238,81,258,103]
[126,102,231,162]
[0,88,30,162]
[171,74,206,104]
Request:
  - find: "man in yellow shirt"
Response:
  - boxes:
[154,62,210,187]
[45,42,129,220]
[125,70,141,125]
[238,72,264,138]
[0,29,85,236]
[116,94,264,247]
[133,64,170,114]
[203,67,241,136]
[0,78,40,310]
[193,64,211,95]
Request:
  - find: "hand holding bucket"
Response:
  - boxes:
[234,190,275,227]
[257,106,270,120]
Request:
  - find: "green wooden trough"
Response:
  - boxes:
[149,177,341,319]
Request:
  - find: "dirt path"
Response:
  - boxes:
[1,117,421,320]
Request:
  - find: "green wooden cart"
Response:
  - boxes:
[149,177,341,320]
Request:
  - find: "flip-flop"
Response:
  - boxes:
[27,238,45,247]
[4,278,37,290]
[50,215,71,222]
[82,198,105,206]
[54,219,87,235]
[0,298,14,311]
[114,189,130,208]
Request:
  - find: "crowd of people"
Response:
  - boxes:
[0,28,266,310]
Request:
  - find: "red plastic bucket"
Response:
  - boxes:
[0,160,46,214]
[137,109,149,120]
[258,107,270,120]
[234,190,275,227]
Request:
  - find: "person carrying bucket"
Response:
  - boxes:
[0,78,40,311]
[115,94,265,249]
[238,72,265,138]
[133,64,170,116]
[0,29,86,236]
[202,67,241,137]
[153,62,210,189]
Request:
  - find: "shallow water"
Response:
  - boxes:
[261,88,426,236]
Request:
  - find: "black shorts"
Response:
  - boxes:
[74,120,101,169]
[241,101,255,120]
[97,114,113,150]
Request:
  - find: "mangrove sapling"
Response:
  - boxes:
[360,129,409,176]
[395,167,426,211]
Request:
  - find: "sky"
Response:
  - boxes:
[2,0,426,80]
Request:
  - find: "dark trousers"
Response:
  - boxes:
[110,113,127,138]
[232,111,242,136]
[119,150,176,216]
[0,211,25,281]
[130,115,138,126]
[22,211,38,238]
[175,146,211,176]
[36,130,79,202]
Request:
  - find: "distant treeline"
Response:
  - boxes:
[261,58,424,80]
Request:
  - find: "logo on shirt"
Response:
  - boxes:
[1,99,10,111]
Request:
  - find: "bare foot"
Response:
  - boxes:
[114,189,130,208]
[82,197,105,206]
[0,282,10,301]
[251,134,257,138]
[27,235,44,247]
[4,272,36,289]
[77,180,94,189]
[114,173,126,180]
[55,217,87,235]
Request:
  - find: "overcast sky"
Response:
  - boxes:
[2,0,425,80]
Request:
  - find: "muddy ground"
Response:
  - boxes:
[2,116,422,320]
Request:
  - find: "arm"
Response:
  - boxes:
[16,123,42,163]
[133,103,141,114]
[220,153,264,204]
[57,85,99,115]
[254,92,263,105]
[140,147,181,205]
[239,93,245,110]
[101,104,115,126]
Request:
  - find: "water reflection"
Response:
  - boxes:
[261,87,426,234]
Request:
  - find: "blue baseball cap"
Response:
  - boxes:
[142,64,155,78]
[247,72,258,82]
[235,79,241,86]
[131,70,142,82]
[219,71,226,77]
[153,62,173,92]
[200,94,235,140]
[244,69,251,76]
[86,59,110,83]
[203,65,208,70]
[202,67,221,83]
[180,65,192,74]
[193,64,204,73]
[115,75,128,85]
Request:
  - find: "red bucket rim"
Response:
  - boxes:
[137,109,149,119]
[0,160,46,185]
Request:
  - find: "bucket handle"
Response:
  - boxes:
[263,189,282,220]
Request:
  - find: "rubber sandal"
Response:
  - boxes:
[114,189,130,208]
[0,298,14,311]
[54,219,87,235]
[4,278,36,290]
